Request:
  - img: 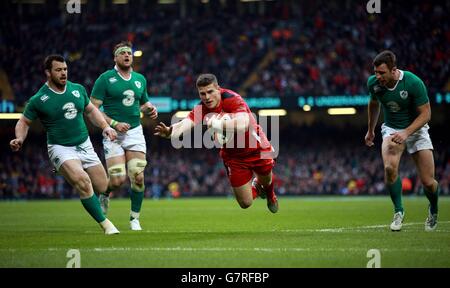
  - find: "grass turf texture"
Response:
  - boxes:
[0,196,449,268]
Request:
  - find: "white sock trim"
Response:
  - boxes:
[130,211,140,219]
[100,218,111,228]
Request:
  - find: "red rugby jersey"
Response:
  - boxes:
[188,88,273,159]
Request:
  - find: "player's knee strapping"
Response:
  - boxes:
[108,163,126,177]
[127,158,147,192]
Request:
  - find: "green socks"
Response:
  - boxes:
[387,177,403,213]
[387,177,439,215]
[424,184,439,214]
[81,195,106,223]
[130,188,144,220]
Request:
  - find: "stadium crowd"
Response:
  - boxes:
[1,0,448,106]
[0,1,449,200]
[1,126,448,200]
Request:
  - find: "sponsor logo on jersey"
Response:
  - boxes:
[122,90,135,106]
[386,101,401,113]
[40,95,49,102]
[72,90,80,98]
[62,102,78,119]
[134,81,142,89]
[109,77,118,84]
[373,84,386,94]
[399,90,408,100]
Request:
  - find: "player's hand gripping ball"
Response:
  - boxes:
[211,112,233,146]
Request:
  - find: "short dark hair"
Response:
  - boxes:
[196,74,218,87]
[44,55,65,71]
[373,50,397,70]
[113,41,132,55]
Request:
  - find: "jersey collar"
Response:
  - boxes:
[114,65,132,81]
[387,69,404,91]
[45,82,67,94]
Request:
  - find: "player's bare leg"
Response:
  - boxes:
[232,182,253,209]
[59,160,119,235]
[233,170,279,213]
[86,163,109,196]
[254,171,278,213]
[382,136,405,231]
[102,155,127,215]
[106,155,127,190]
[412,150,439,231]
[126,150,147,231]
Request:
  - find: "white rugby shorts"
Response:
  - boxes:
[48,137,102,171]
[381,123,433,154]
[103,125,147,159]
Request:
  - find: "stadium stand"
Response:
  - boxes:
[0,125,448,199]
[0,0,448,106]
[0,0,448,199]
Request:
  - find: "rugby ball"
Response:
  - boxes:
[213,113,233,146]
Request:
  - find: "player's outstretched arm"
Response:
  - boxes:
[154,118,194,139]
[84,102,117,141]
[207,112,249,133]
[140,102,158,120]
[10,115,32,152]
[154,122,172,139]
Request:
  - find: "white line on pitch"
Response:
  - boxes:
[2,245,449,253]
[45,247,450,253]
[81,220,450,234]
[282,221,450,233]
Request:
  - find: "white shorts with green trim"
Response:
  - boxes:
[48,137,102,171]
[103,125,147,159]
[381,123,433,154]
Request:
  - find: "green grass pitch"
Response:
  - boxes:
[0,196,449,268]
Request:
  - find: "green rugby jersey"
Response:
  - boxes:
[367,70,429,129]
[23,81,90,146]
[91,68,149,129]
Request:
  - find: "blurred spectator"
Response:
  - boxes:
[0,125,448,200]
[0,0,448,200]
[1,0,448,107]
[402,177,413,195]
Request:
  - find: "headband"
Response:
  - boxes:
[114,46,132,56]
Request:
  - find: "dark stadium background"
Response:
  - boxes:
[0,0,448,200]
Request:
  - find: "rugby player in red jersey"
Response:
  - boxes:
[154,74,278,213]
